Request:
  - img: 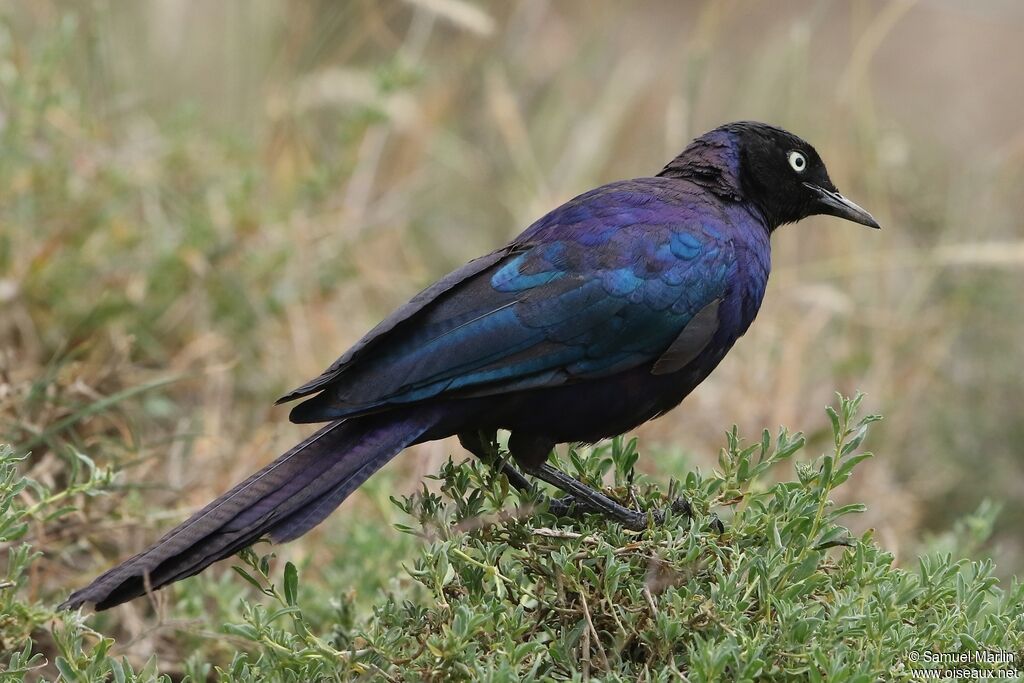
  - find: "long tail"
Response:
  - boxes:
[60,407,444,611]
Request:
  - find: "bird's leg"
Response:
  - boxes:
[457,431,575,516]
[520,461,648,530]
[522,462,698,531]
[462,431,697,529]
[458,430,530,489]
[508,433,697,531]
[507,431,658,527]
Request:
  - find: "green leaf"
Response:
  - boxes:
[283,561,299,606]
[828,503,867,521]
[819,455,834,488]
[815,526,854,549]
[231,566,266,593]
[832,453,874,485]
[825,405,841,445]
[790,551,822,583]
[54,657,78,681]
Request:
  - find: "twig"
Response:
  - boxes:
[532,527,583,539]
[578,589,610,671]
[581,622,591,680]
[642,584,659,617]
[531,527,604,545]
[448,547,541,604]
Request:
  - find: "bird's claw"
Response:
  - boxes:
[642,497,694,529]
[544,495,578,518]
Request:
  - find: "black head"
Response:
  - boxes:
[663,121,881,231]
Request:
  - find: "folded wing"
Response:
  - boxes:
[281,180,737,423]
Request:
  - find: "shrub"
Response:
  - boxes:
[3,394,1022,681]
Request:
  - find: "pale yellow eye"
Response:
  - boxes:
[788,151,807,173]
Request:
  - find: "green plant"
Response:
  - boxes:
[4,395,1024,680]
[0,444,169,682]
[320,393,1020,680]
[7,393,1008,682]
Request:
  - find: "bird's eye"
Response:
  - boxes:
[788,151,807,173]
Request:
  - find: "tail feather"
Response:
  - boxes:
[60,408,441,611]
[267,450,395,543]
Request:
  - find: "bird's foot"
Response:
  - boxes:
[522,463,709,532]
[544,494,578,518]
[648,497,693,525]
[470,446,723,533]
[545,492,727,535]
[615,496,696,531]
[653,498,726,533]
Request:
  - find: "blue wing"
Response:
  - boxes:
[283,179,738,423]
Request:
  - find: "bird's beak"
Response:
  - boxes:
[803,182,881,229]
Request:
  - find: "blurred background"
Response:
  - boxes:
[2,0,1022,669]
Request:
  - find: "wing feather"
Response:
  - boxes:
[284,179,737,423]
[276,247,514,404]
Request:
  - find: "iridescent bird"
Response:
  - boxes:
[63,121,879,611]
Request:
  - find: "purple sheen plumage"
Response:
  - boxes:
[65,125,781,611]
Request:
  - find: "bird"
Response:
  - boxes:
[61,121,879,611]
